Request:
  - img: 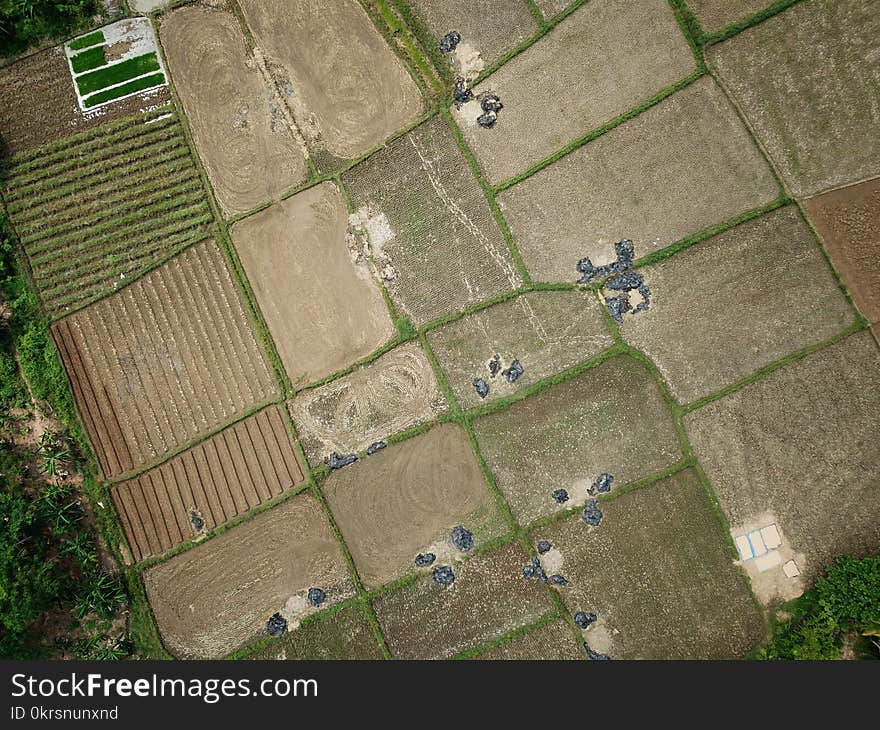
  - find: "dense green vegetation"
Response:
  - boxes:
[70,44,105,73]
[68,28,102,51]
[0,0,96,57]
[84,71,165,107]
[758,556,880,660]
[76,52,160,96]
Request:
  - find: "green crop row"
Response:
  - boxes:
[70,45,106,74]
[68,30,105,51]
[76,53,161,96]
[84,72,166,109]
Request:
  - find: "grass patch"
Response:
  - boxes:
[69,30,104,51]
[70,45,106,74]
[83,72,167,108]
[77,53,161,96]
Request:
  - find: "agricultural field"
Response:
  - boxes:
[685,0,779,34]
[534,1,573,20]
[231,182,395,387]
[473,356,681,525]
[498,77,779,281]
[2,108,212,317]
[322,424,507,589]
[533,470,765,658]
[404,0,540,68]
[473,619,582,660]
[343,115,521,325]
[236,0,424,168]
[427,289,613,408]
[804,178,880,325]
[453,0,697,185]
[685,331,880,602]
[372,541,554,659]
[619,206,855,403]
[144,492,355,659]
[159,3,309,217]
[112,406,305,563]
[289,342,446,467]
[52,240,277,479]
[707,0,880,197]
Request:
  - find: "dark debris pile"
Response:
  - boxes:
[576,239,651,323]
[536,540,552,554]
[552,488,569,504]
[266,612,287,637]
[439,31,461,54]
[307,588,326,608]
[433,565,455,586]
[477,92,504,128]
[190,511,205,533]
[366,440,387,455]
[473,377,490,399]
[327,452,358,470]
[473,353,525,399]
[582,499,603,527]
[574,611,597,629]
[451,525,474,552]
[588,472,614,496]
[583,642,611,661]
[415,552,436,567]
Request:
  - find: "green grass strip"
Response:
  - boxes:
[83,72,167,108]
[703,0,805,45]
[77,52,161,95]
[70,46,107,74]
[69,30,105,51]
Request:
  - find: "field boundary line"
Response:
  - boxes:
[452,611,562,659]
[698,0,806,45]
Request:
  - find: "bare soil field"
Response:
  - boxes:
[373,541,553,659]
[473,355,681,525]
[499,77,779,281]
[343,116,521,325]
[474,619,582,660]
[534,1,572,20]
[0,46,169,157]
[534,470,765,658]
[3,109,212,317]
[322,424,506,589]
[236,0,423,166]
[112,406,305,562]
[453,0,697,185]
[685,331,880,585]
[708,0,880,197]
[620,206,855,403]
[685,0,776,34]
[250,604,383,660]
[52,239,277,479]
[231,182,395,386]
[804,177,880,325]
[684,331,880,594]
[159,3,309,217]
[427,290,613,408]
[406,0,539,67]
[289,342,446,467]
[144,492,355,659]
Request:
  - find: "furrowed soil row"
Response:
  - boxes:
[111,406,305,561]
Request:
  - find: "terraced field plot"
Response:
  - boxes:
[619,206,855,403]
[53,240,277,479]
[112,406,304,563]
[473,619,582,660]
[685,0,779,34]
[708,0,880,197]
[804,178,880,325]
[160,3,309,217]
[427,290,613,408]
[473,356,681,525]
[685,331,880,597]
[453,0,697,185]
[534,470,765,659]
[373,541,554,659]
[145,493,355,659]
[236,0,424,167]
[2,108,212,318]
[231,183,395,387]
[499,77,779,281]
[323,424,506,589]
[343,116,521,325]
[289,342,446,467]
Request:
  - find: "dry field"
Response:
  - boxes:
[474,619,582,660]
[289,342,446,466]
[685,331,880,596]
[685,0,777,34]
[427,290,613,408]
[534,1,572,20]
[159,3,309,217]
[52,240,277,479]
[373,541,553,659]
[231,182,395,387]
[322,424,507,589]
[343,115,521,325]
[144,492,354,659]
[804,178,880,325]
[453,0,697,184]
[0,46,170,156]
[708,0,880,197]
[499,77,779,281]
[405,0,539,67]
[533,470,765,658]
[473,356,681,525]
[2,109,212,317]
[236,0,423,166]
[619,206,855,403]
[112,406,304,562]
